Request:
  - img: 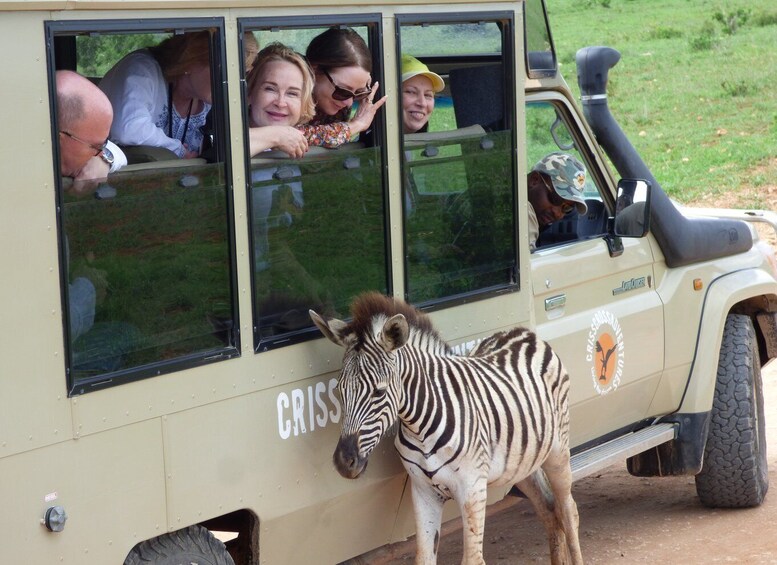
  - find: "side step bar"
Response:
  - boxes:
[570,423,678,482]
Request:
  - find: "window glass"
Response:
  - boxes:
[50,23,238,394]
[399,18,516,304]
[526,100,610,249]
[240,20,389,347]
[524,0,557,78]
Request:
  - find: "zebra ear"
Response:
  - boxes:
[309,310,349,347]
[379,314,409,352]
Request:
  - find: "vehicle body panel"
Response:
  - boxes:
[1,0,776,563]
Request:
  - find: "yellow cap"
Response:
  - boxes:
[401,55,445,92]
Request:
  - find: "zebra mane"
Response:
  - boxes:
[346,292,451,353]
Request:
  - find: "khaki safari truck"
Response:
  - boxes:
[2,0,777,561]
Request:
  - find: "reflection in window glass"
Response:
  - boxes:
[63,161,234,387]
[400,19,516,304]
[250,148,388,341]
[403,130,515,303]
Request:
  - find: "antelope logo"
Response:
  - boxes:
[586,310,624,395]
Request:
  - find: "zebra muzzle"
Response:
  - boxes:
[333,434,369,479]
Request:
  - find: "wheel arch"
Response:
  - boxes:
[628,269,777,478]
[678,268,777,415]
[200,508,260,565]
[123,509,260,565]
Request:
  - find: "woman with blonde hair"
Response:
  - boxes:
[246,42,315,158]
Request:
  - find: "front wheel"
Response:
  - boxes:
[695,313,768,508]
[124,525,235,565]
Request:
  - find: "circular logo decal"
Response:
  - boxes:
[586,310,624,395]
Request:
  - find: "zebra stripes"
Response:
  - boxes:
[310,292,582,564]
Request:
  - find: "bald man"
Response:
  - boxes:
[56,71,125,341]
[56,70,126,185]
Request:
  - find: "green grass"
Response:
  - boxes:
[547,0,777,202]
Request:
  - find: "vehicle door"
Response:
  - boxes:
[526,94,665,447]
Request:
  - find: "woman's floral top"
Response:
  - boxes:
[298,108,352,149]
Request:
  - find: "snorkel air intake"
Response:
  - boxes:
[576,46,752,267]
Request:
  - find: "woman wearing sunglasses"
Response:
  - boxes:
[301,27,387,148]
[527,152,588,251]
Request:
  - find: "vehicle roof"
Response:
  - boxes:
[0,0,504,11]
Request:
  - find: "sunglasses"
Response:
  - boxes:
[60,130,107,157]
[323,70,372,102]
[540,174,574,214]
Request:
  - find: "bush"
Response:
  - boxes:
[752,11,777,27]
[712,8,750,34]
[688,22,718,51]
[721,80,756,97]
[647,26,684,40]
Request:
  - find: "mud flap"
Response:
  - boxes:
[627,412,710,477]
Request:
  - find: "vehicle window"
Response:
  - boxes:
[526,100,610,249]
[398,15,517,305]
[48,22,238,394]
[524,0,556,78]
[239,18,390,348]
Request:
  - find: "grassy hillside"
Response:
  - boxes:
[547,0,777,203]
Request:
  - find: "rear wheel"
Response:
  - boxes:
[695,313,768,508]
[124,525,235,565]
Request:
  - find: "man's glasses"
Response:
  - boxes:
[540,174,574,214]
[60,130,108,157]
[323,70,371,102]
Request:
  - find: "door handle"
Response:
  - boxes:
[545,294,566,312]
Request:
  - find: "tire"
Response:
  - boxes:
[124,525,235,565]
[695,313,769,508]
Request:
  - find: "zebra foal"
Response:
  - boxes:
[310,292,582,565]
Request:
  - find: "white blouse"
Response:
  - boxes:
[100,49,210,158]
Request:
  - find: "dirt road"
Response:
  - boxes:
[373,362,777,564]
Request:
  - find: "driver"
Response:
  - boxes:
[528,152,588,250]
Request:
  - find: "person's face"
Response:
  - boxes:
[402,75,435,134]
[528,172,574,227]
[187,63,212,104]
[59,117,110,178]
[312,65,371,116]
[250,60,304,128]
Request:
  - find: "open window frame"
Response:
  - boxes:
[396,12,519,311]
[237,15,392,352]
[46,18,240,396]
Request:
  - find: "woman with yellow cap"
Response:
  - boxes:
[401,55,445,134]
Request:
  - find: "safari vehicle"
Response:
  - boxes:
[1,0,776,562]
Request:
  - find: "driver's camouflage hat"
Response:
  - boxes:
[532,152,588,214]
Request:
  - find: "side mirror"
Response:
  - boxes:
[613,179,651,238]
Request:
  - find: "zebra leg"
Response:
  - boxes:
[456,479,489,565]
[542,448,583,565]
[410,480,446,565]
[514,471,570,565]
